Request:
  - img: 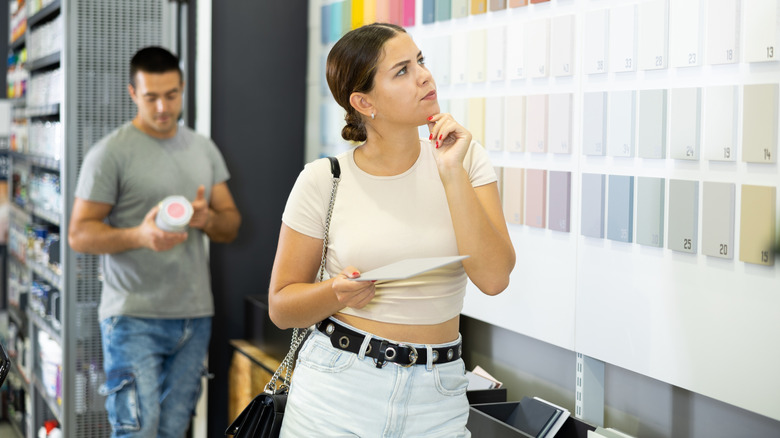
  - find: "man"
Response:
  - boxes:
[68,46,241,437]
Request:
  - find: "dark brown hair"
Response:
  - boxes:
[130,46,182,86]
[326,23,406,142]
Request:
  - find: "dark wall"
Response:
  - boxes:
[209,2,308,436]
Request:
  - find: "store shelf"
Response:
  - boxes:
[29,310,61,346]
[24,103,60,118]
[29,259,63,291]
[9,35,25,51]
[9,150,61,172]
[7,303,27,331]
[29,205,61,227]
[27,0,61,28]
[32,374,62,424]
[25,52,60,72]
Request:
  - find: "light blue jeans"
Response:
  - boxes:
[99,316,211,438]
[280,321,471,437]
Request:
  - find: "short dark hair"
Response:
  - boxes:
[130,46,182,86]
[326,23,406,143]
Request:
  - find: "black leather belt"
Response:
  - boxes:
[316,318,462,368]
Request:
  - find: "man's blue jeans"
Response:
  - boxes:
[99,316,211,438]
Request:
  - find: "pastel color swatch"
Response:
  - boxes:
[706,0,738,65]
[743,0,778,62]
[423,0,436,24]
[668,179,699,254]
[637,0,668,70]
[502,168,524,224]
[550,14,575,77]
[739,185,776,266]
[669,0,701,67]
[509,0,528,7]
[548,93,572,154]
[507,24,525,79]
[436,0,452,21]
[484,96,505,151]
[452,0,468,18]
[742,84,778,163]
[468,29,487,83]
[669,88,701,160]
[403,0,416,26]
[525,94,548,153]
[702,182,735,259]
[525,169,547,228]
[471,0,487,15]
[704,86,737,161]
[548,171,572,232]
[525,19,550,78]
[638,89,667,159]
[636,177,665,248]
[468,97,486,146]
[609,5,637,72]
[607,175,634,243]
[487,26,507,81]
[584,9,608,74]
[505,96,526,152]
[607,90,636,157]
[581,173,606,239]
[582,92,607,156]
[489,0,507,11]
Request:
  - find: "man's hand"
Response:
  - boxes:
[138,205,188,251]
[188,185,212,230]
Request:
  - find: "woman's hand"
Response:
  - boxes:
[331,266,376,309]
[427,113,473,175]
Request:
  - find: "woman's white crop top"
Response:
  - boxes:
[281,139,497,325]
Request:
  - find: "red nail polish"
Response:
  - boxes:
[429,133,432,140]
[427,116,433,121]
[436,141,439,148]
[352,271,359,277]
[438,134,442,140]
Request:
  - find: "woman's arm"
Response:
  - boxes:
[428,114,516,295]
[268,223,376,329]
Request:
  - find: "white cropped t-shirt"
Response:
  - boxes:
[282,139,497,325]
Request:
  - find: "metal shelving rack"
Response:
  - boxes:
[6,0,173,436]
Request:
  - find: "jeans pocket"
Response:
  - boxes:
[100,369,141,432]
[297,334,355,373]
[434,359,468,397]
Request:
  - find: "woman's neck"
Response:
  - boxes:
[355,127,422,176]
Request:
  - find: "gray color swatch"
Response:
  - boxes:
[548,171,572,232]
[667,179,699,253]
[702,182,735,259]
[607,175,635,242]
[581,173,606,238]
[638,89,668,158]
[636,177,665,247]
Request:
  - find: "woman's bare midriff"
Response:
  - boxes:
[333,313,461,345]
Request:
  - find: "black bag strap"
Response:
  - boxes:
[328,156,341,178]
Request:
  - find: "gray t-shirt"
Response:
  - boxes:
[74,122,230,321]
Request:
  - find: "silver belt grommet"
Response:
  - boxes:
[326,323,335,335]
[447,348,454,361]
[432,350,439,362]
[385,347,397,360]
[339,336,350,348]
[366,344,372,355]
[458,344,462,358]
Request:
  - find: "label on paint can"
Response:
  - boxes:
[155,195,193,232]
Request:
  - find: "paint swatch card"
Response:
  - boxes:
[607,90,636,157]
[742,84,778,163]
[669,88,701,160]
[607,175,635,243]
[667,179,699,253]
[548,171,571,232]
[582,92,607,156]
[436,0,452,21]
[468,97,486,146]
[581,173,606,239]
[743,0,778,62]
[423,0,436,24]
[550,14,575,77]
[507,24,525,79]
[609,5,637,72]
[526,94,548,153]
[376,0,391,23]
[503,167,524,224]
[352,0,366,29]
[706,0,738,64]
[505,96,526,152]
[638,89,668,159]
[485,96,505,151]
[548,93,572,154]
[584,9,609,74]
[509,0,528,7]
[468,29,487,83]
[669,0,701,67]
[636,177,665,248]
[525,19,550,78]
[426,35,452,86]
[525,169,547,228]
[702,182,735,259]
[403,0,416,26]
[637,0,668,70]
[451,32,468,84]
[471,0,487,15]
[452,0,469,18]
[703,86,737,162]
[487,26,507,81]
[490,0,507,11]
[739,185,776,266]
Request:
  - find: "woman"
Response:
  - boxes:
[268,23,515,437]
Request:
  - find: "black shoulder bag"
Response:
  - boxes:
[226,157,341,438]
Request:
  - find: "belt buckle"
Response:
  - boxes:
[397,344,418,368]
